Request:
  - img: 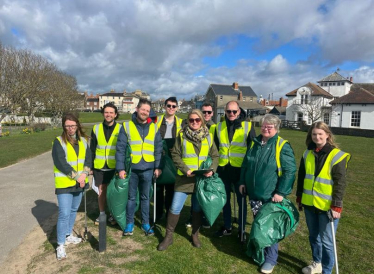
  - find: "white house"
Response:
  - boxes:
[285,71,374,130]
[285,82,333,125]
[330,84,374,130]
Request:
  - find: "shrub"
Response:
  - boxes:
[32,123,48,132]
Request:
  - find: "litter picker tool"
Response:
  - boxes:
[146,175,160,236]
[328,209,339,274]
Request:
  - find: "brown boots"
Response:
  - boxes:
[157,212,180,251]
[157,211,203,251]
[191,211,202,248]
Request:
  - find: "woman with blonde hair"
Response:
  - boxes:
[157,109,219,251]
[296,121,350,274]
[52,113,92,260]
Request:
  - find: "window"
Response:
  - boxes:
[243,96,246,101]
[323,113,330,124]
[333,82,336,86]
[351,111,361,127]
[250,97,253,102]
[220,95,223,100]
[94,102,97,105]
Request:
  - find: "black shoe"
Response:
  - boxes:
[215,226,232,237]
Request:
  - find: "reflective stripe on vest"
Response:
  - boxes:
[301,148,351,211]
[124,121,157,164]
[156,115,182,135]
[93,123,122,169]
[250,136,287,177]
[177,133,212,175]
[217,120,251,167]
[53,136,88,189]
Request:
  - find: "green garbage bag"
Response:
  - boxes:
[156,140,177,184]
[246,199,299,265]
[195,157,226,226]
[106,146,132,231]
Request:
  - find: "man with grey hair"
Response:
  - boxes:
[214,100,256,241]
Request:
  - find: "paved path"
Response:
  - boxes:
[0,151,57,265]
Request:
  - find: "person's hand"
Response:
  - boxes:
[239,185,246,195]
[186,170,195,177]
[331,209,341,219]
[89,170,93,175]
[272,194,283,203]
[203,171,213,177]
[119,170,126,179]
[296,196,303,211]
[154,169,162,178]
[77,173,86,188]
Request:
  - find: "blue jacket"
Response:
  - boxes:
[115,112,163,171]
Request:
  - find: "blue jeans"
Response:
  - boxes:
[170,192,201,214]
[264,243,278,266]
[127,169,153,224]
[304,207,339,274]
[222,181,247,230]
[56,192,83,245]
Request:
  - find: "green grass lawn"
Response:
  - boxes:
[1,123,373,273]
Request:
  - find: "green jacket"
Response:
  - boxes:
[239,133,296,202]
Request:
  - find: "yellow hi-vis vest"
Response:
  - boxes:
[217,120,252,167]
[123,121,158,164]
[177,133,213,175]
[209,124,216,136]
[156,115,182,135]
[53,136,88,189]
[250,136,288,177]
[93,123,122,169]
[301,148,351,211]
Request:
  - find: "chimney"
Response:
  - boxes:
[279,97,283,107]
[350,77,353,82]
[238,91,243,101]
[233,82,239,90]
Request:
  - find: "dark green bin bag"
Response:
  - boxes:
[106,146,132,231]
[195,157,226,226]
[246,198,299,265]
[156,140,177,185]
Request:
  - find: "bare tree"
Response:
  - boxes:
[299,96,325,124]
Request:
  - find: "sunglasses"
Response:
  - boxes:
[202,111,212,114]
[166,104,177,109]
[189,118,201,123]
[226,110,238,114]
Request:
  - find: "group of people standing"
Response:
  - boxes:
[52,97,350,274]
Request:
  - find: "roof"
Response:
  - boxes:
[317,71,351,83]
[87,98,99,102]
[217,101,264,110]
[209,84,257,97]
[286,82,333,98]
[269,106,286,114]
[100,92,124,97]
[330,84,374,104]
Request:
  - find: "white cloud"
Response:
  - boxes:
[0,0,374,100]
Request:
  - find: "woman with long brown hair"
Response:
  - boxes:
[52,113,92,260]
[296,122,350,274]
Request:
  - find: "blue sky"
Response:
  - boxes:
[1,0,374,100]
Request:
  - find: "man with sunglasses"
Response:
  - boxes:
[214,100,256,241]
[155,97,183,221]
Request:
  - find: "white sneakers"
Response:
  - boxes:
[302,261,322,274]
[56,245,66,260]
[57,235,82,260]
[65,234,82,245]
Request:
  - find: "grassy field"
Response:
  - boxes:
[25,128,373,273]
[1,117,372,273]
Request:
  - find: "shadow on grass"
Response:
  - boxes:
[31,199,59,248]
